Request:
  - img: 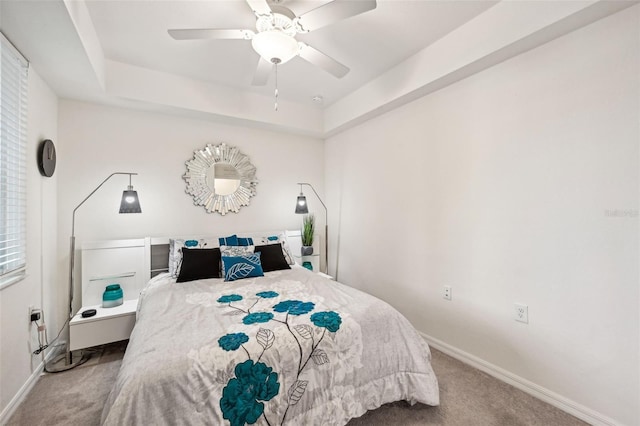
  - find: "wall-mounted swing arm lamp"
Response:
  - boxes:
[47,172,141,373]
[294,183,328,274]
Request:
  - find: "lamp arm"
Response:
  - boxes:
[298,182,327,214]
[71,172,138,236]
[298,182,328,274]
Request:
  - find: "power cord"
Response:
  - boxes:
[44,316,92,373]
[42,315,70,350]
[31,310,49,355]
[31,308,95,373]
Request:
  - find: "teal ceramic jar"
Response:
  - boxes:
[102,284,123,308]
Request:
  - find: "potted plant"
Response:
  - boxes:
[301,214,315,255]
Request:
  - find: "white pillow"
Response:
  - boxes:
[220,245,255,257]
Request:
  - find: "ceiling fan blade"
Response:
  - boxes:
[246,0,272,16]
[252,57,273,86]
[298,43,349,78]
[168,29,254,40]
[295,0,376,32]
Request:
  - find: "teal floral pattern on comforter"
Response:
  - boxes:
[101,267,439,425]
[215,291,343,425]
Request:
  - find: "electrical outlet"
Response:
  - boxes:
[514,303,528,323]
[443,286,452,301]
[29,306,41,322]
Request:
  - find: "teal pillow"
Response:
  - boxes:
[219,235,239,246]
[222,253,264,282]
[218,235,254,246]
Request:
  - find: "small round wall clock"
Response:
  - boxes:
[38,139,56,177]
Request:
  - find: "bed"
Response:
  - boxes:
[100,234,439,425]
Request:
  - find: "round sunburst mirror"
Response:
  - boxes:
[183,143,258,215]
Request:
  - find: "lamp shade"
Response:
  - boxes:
[119,189,142,213]
[252,30,299,64]
[295,194,308,214]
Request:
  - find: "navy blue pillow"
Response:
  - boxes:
[219,235,239,246]
[219,234,254,246]
[238,237,253,246]
[222,253,264,281]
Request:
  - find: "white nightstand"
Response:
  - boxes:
[75,239,148,351]
[69,299,137,351]
[294,253,320,272]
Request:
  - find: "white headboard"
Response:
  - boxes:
[80,231,313,305]
[80,238,150,306]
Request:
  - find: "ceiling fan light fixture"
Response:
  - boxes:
[251,30,299,64]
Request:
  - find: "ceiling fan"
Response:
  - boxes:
[168,0,377,86]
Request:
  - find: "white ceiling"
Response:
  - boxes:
[85,0,496,106]
[1,0,633,136]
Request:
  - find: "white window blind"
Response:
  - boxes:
[0,32,29,289]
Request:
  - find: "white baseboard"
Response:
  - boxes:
[420,332,620,426]
[0,343,64,424]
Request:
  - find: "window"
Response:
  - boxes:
[0,32,29,289]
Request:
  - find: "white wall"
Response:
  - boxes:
[57,101,324,312]
[0,68,59,418]
[326,6,639,426]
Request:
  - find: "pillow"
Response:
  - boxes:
[254,233,295,265]
[169,238,218,278]
[219,235,254,246]
[238,237,254,246]
[218,235,238,246]
[222,253,264,282]
[254,244,290,272]
[176,248,221,282]
[220,245,254,257]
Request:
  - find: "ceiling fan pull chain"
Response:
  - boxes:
[273,58,280,111]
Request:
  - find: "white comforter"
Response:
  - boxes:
[101,266,439,425]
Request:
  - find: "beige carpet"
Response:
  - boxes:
[7,342,586,426]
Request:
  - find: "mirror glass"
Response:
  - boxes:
[206,163,241,196]
[184,143,258,215]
